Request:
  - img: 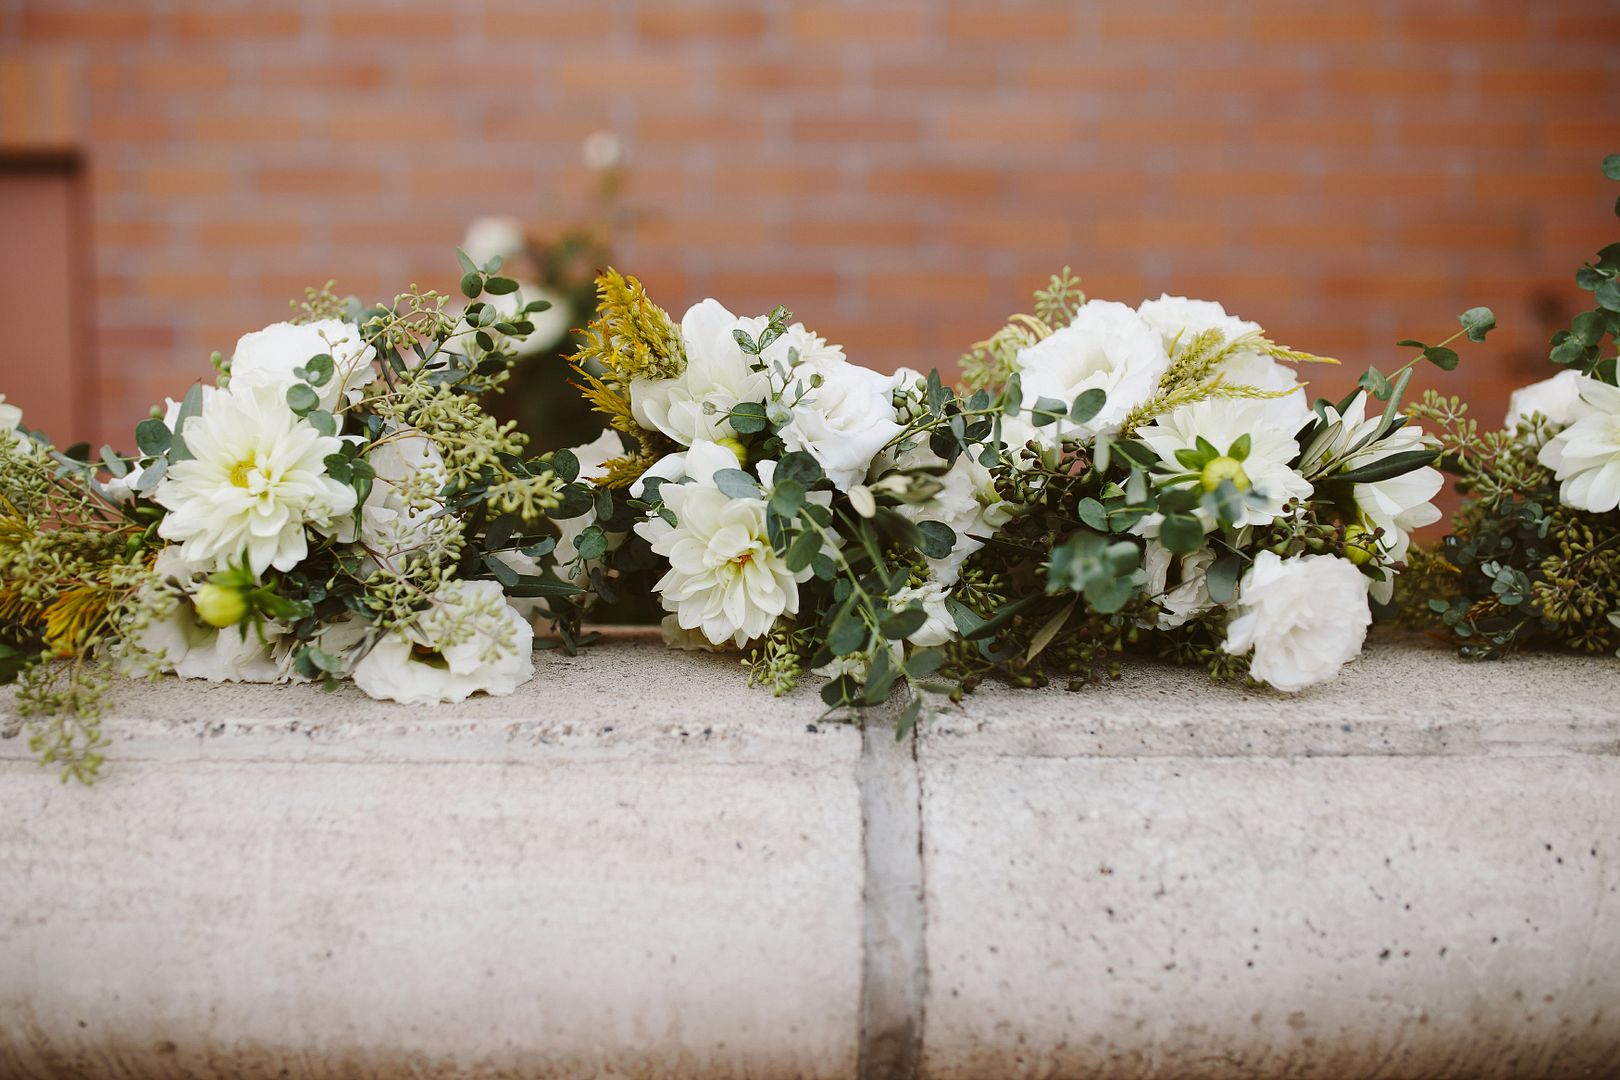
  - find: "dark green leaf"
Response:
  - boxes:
[1030,396,1067,426]
[134,418,171,457]
[828,608,867,656]
[1458,306,1496,343]
[574,525,607,561]
[306,410,336,437]
[1076,497,1108,531]
[550,448,580,483]
[774,451,823,487]
[1335,449,1439,485]
[1423,346,1460,371]
[786,528,821,572]
[769,478,806,517]
[483,553,519,587]
[286,383,319,415]
[916,520,956,560]
[1158,513,1205,554]
[484,276,520,295]
[1205,553,1243,604]
[459,271,483,299]
[1595,278,1620,312]
[880,607,927,640]
[713,468,761,499]
[1604,154,1620,181]
[302,353,334,387]
[1069,387,1107,424]
[728,401,768,434]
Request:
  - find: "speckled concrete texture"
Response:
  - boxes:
[1,640,865,1079]
[2,631,1617,1078]
[918,635,1620,1078]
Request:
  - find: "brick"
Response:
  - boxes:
[1095,117,1234,146]
[1249,220,1379,250]
[635,112,767,144]
[258,167,386,195]
[1400,14,1534,44]
[1099,12,1231,40]
[481,3,615,39]
[1022,64,1153,94]
[940,109,1070,147]
[867,167,1000,200]
[1174,170,1301,199]
[1253,10,1381,43]
[1398,221,1527,250]
[1325,67,1453,97]
[18,9,152,39]
[143,166,234,196]
[1478,69,1608,97]
[329,8,457,39]
[713,165,844,197]
[636,216,771,249]
[1252,117,1378,146]
[793,113,920,143]
[196,221,307,248]
[172,10,304,39]
[638,7,766,39]
[405,167,535,196]
[945,6,1073,41]
[1095,219,1229,250]
[91,111,171,143]
[788,6,928,44]
[193,112,306,143]
[716,62,843,93]
[558,57,693,95]
[786,219,923,247]
[873,62,998,93]
[138,63,233,93]
[709,271,841,305]
[258,64,387,92]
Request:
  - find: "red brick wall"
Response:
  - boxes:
[3,0,1618,447]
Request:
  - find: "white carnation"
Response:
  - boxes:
[1537,377,1620,513]
[154,385,357,576]
[229,319,375,413]
[1222,551,1371,692]
[1009,300,1171,447]
[631,298,770,446]
[351,580,534,705]
[1505,369,1589,429]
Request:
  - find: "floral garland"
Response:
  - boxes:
[2,243,1501,782]
[1406,154,1620,660]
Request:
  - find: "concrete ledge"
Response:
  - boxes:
[3,633,1617,1078]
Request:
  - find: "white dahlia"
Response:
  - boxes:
[1222,551,1371,692]
[1537,377,1620,513]
[154,385,357,576]
[351,580,534,705]
[633,444,811,647]
[1136,396,1312,529]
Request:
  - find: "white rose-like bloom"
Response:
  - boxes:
[154,385,357,576]
[631,299,770,447]
[351,580,534,705]
[885,445,1014,585]
[174,623,282,683]
[230,320,376,413]
[1303,393,1443,601]
[1141,541,1216,630]
[1506,369,1589,430]
[1010,300,1171,446]
[1138,294,1309,430]
[461,215,527,269]
[352,433,448,575]
[1222,551,1371,692]
[889,579,957,647]
[1137,396,1313,529]
[772,349,904,490]
[633,442,812,647]
[1537,377,1620,513]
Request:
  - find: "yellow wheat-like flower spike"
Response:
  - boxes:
[41,586,109,657]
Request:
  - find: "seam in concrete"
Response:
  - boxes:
[856,700,926,1080]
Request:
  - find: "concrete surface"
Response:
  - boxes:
[2,631,1617,1078]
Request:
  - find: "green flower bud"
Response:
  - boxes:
[714,436,748,466]
[1200,455,1250,493]
[193,583,248,628]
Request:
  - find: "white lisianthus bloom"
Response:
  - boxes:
[1222,551,1371,692]
[631,299,771,446]
[229,320,376,413]
[884,446,1014,585]
[496,429,628,609]
[0,393,37,454]
[889,579,957,647]
[351,580,534,705]
[1302,393,1444,600]
[771,349,904,490]
[1137,397,1313,529]
[1138,294,1309,430]
[348,432,449,576]
[633,442,812,647]
[274,617,375,683]
[1009,300,1171,447]
[174,623,282,683]
[154,385,358,576]
[1506,369,1589,430]
[1141,541,1216,630]
[1537,377,1620,513]
[461,215,526,269]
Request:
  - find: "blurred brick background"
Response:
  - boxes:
[1,0,1617,447]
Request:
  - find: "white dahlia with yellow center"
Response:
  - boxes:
[634,442,812,647]
[154,385,357,576]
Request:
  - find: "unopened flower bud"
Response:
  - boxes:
[1342,524,1378,566]
[714,436,748,466]
[849,484,877,518]
[193,583,248,628]
[1200,455,1251,492]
